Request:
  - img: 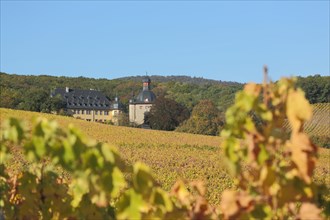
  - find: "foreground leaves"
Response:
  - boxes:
[0,71,327,219]
[220,68,325,219]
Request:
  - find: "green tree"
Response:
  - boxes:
[176,100,224,136]
[18,88,49,112]
[0,88,21,108]
[145,96,189,131]
[296,75,330,103]
[40,94,66,113]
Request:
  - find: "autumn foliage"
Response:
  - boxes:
[0,70,327,219]
[220,68,324,219]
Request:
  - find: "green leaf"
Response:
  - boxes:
[111,167,126,197]
[257,145,269,165]
[101,143,115,163]
[116,189,145,220]
[152,188,173,212]
[133,163,155,195]
[2,118,25,143]
[70,171,90,207]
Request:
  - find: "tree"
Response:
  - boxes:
[296,75,330,103]
[17,88,49,112]
[0,88,21,108]
[176,100,224,136]
[117,112,130,127]
[40,94,66,113]
[145,96,189,131]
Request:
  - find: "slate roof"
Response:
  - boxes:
[130,77,157,104]
[52,88,116,110]
[133,90,156,104]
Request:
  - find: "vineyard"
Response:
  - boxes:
[283,103,329,136]
[283,103,330,148]
[0,108,230,205]
[0,105,329,206]
[1,73,330,218]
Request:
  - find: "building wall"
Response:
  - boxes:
[68,109,116,122]
[129,104,152,125]
[111,110,120,125]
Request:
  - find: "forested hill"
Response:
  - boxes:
[0,72,243,112]
[118,75,240,86]
[0,72,329,114]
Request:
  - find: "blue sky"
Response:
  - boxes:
[1,1,329,83]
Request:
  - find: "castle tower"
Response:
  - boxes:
[129,77,156,125]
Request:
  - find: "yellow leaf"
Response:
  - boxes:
[220,190,240,219]
[244,83,261,96]
[289,133,317,184]
[287,90,312,133]
[298,203,322,220]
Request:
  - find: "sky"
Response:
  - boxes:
[0,1,329,83]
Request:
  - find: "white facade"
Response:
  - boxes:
[129,103,153,125]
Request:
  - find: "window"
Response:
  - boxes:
[95,110,98,115]
[86,110,91,115]
[100,111,103,115]
[104,111,109,115]
[81,110,84,115]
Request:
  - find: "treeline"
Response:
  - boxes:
[0,72,329,136]
[296,74,329,103]
[0,72,243,113]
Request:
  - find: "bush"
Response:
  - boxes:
[311,135,330,149]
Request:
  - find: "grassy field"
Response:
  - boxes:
[1,108,329,205]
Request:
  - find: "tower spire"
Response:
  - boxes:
[142,75,151,91]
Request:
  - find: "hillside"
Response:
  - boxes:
[1,108,329,205]
[0,72,243,112]
[1,72,328,116]
[283,103,330,148]
[118,75,240,86]
[304,103,330,137]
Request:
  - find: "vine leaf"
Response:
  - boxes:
[289,133,317,184]
[298,202,322,220]
[287,89,312,133]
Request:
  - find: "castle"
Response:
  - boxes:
[129,77,156,125]
[51,87,121,124]
[53,76,156,126]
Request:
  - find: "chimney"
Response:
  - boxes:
[65,87,70,93]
